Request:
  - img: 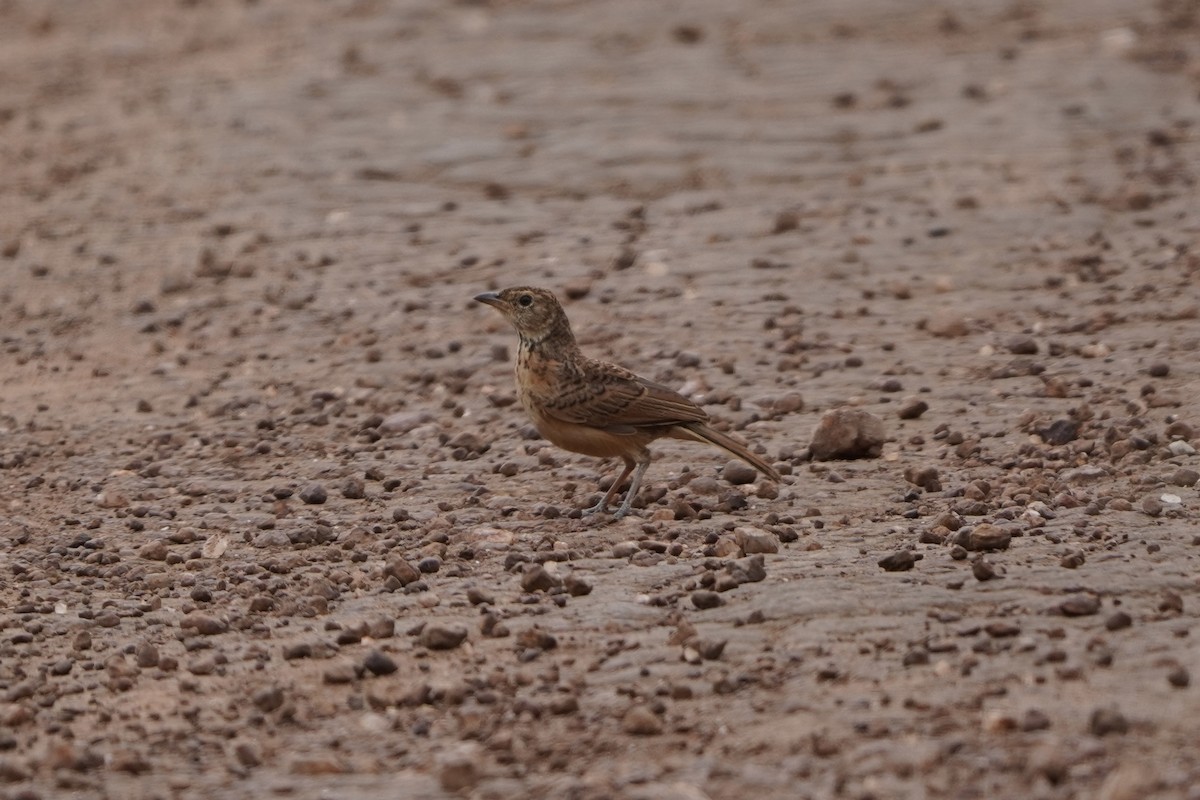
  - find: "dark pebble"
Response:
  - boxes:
[878,550,920,572]
[363,650,398,676]
[691,590,723,610]
[299,484,328,505]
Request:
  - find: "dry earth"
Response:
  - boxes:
[2,1,1200,798]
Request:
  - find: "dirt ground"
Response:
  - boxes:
[2,1,1200,798]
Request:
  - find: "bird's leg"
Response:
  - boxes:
[583,457,635,516]
[612,456,651,519]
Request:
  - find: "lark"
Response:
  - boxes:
[475,286,779,518]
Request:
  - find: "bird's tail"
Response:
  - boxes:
[676,422,781,482]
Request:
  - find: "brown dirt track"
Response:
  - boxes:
[2,1,1200,798]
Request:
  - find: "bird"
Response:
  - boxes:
[474,286,780,519]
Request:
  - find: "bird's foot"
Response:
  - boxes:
[581,498,609,516]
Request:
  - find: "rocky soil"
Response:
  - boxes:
[1,1,1199,798]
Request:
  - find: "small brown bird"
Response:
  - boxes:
[475,286,780,518]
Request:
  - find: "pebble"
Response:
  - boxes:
[1059,594,1100,617]
[728,554,767,584]
[691,590,723,610]
[340,477,365,499]
[878,550,920,571]
[419,623,468,650]
[1105,611,1133,631]
[621,705,663,736]
[362,650,397,676]
[734,527,778,554]
[564,574,593,596]
[965,524,1011,552]
[138,540,169,561]
[135,642,160,668]
[904,465,940,491]
[181,613,228,635]
[972,557,998,581]
[299,483,328,505]
[1167,665,1190,688]
[383,558,421,587]
[1006,335,1038,355]
[253,686,285,713]
[437,743,483,792]
[721,460,758,486]
[809,408,886,460]
[379,410,434,433]
[1089,707,1129,736]
[519,564,562,592]
[613,541,640,558]
[1170,467,1199,487]
[417,556,442,574]
[466,586,495,605]
[897,398,929,419]
[322,663,358,684]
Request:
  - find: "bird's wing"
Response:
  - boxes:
[539,360,708,430]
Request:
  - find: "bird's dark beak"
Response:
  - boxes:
[474,291,502,308]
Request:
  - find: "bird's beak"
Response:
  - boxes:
[474,291,502,308]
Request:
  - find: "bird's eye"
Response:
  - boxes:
[518,294,533,307]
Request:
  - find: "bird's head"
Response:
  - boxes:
[474,286,573,344]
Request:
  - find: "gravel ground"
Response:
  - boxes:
[1,1,1199,798]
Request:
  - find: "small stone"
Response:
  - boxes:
[1089,707,1129,736]
[380,410,435,433]
[1147,362,1170,377]
[621,706,663,736]
[564,574,593,596]
[1059,594,1101,617]
[728,554,767,584]
[519,564,561,593]
[721,460,758,486]
[362,650,397,676]
[612,541,640,558]
[383,558,421,587]
[897,398,929,420]
[809,408,886,460]
[135,642,159,669]
[299,484,328,505]
[253,686,285,713]
[691,590,723,610]
[323,663,358,684]
[341,477,365,499]
[734,527,779,554]
[878,550,920,572]
[1040,419,1079,446]
[419,623,468,650]
[1167,665,1190,688]
[1170,467,1199,487]
[438,743,483,792]
[1141,496,1163,517]
[138,540,169,561]
[417,556,441,574]
[1006,335,1038,355]
[904,465,941,491]
[1105,611,1133,631]
[972,557,998,581]
[187,655,217,675]
[966,524,1011,552]
[95,612,121,628]
[233,741,262,768]
[180,613,228,636]
[466,586,495,605]
[1020,709,1052,732]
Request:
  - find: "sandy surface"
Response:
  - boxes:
[2,1,1200,798]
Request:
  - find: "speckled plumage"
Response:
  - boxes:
[475,286,779,519]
